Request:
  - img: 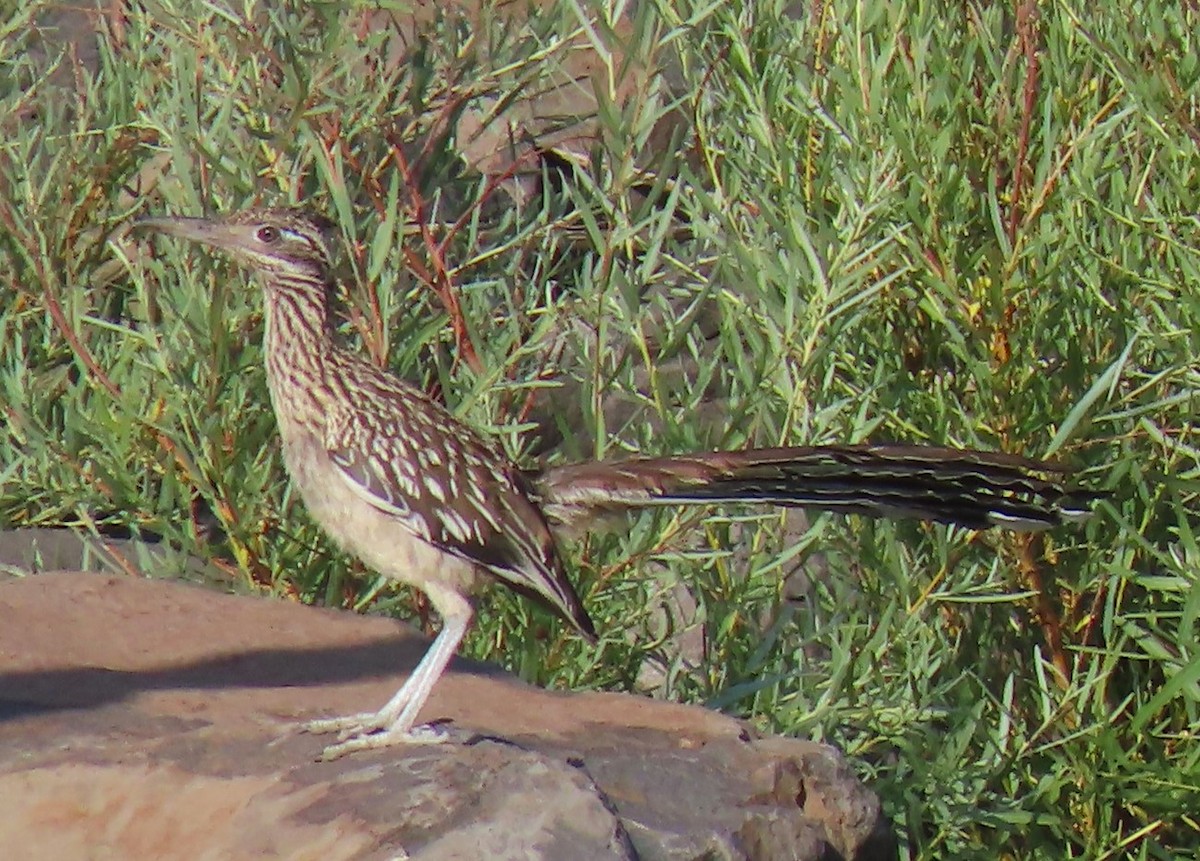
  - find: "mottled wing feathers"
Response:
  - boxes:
[323,385,595,641]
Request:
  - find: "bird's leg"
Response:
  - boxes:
[304,593,472,759]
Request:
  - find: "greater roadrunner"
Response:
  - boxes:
[136,207,1095,759]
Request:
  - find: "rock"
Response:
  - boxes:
[0,571,894,860]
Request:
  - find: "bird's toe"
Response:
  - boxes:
[316,722,450,760]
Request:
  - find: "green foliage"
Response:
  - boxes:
[1,0,1197,857]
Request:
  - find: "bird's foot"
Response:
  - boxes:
[302,712,449,761]
[316,722,448,761]
[302,711,385,740]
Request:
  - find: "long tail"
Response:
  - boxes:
[533,444,1099,531]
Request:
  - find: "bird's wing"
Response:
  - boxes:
[323,397,595,639]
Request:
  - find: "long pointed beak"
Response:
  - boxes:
[134,216,247,255]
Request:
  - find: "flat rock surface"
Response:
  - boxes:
[0,571,894,860]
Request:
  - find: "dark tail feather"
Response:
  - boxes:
[534,444,1100,531]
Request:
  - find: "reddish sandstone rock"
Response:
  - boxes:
[0,570,893,860]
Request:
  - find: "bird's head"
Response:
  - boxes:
[137,207,337,285]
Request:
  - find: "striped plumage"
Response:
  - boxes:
[137,207,1096,759]
[537,445,1093,532]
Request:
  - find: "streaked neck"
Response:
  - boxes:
[261,273,338,422]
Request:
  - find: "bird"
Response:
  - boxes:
[134,206,1097,759]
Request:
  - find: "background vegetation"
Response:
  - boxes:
[2,0,1197,857]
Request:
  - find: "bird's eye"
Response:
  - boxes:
[256,226,280,243]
